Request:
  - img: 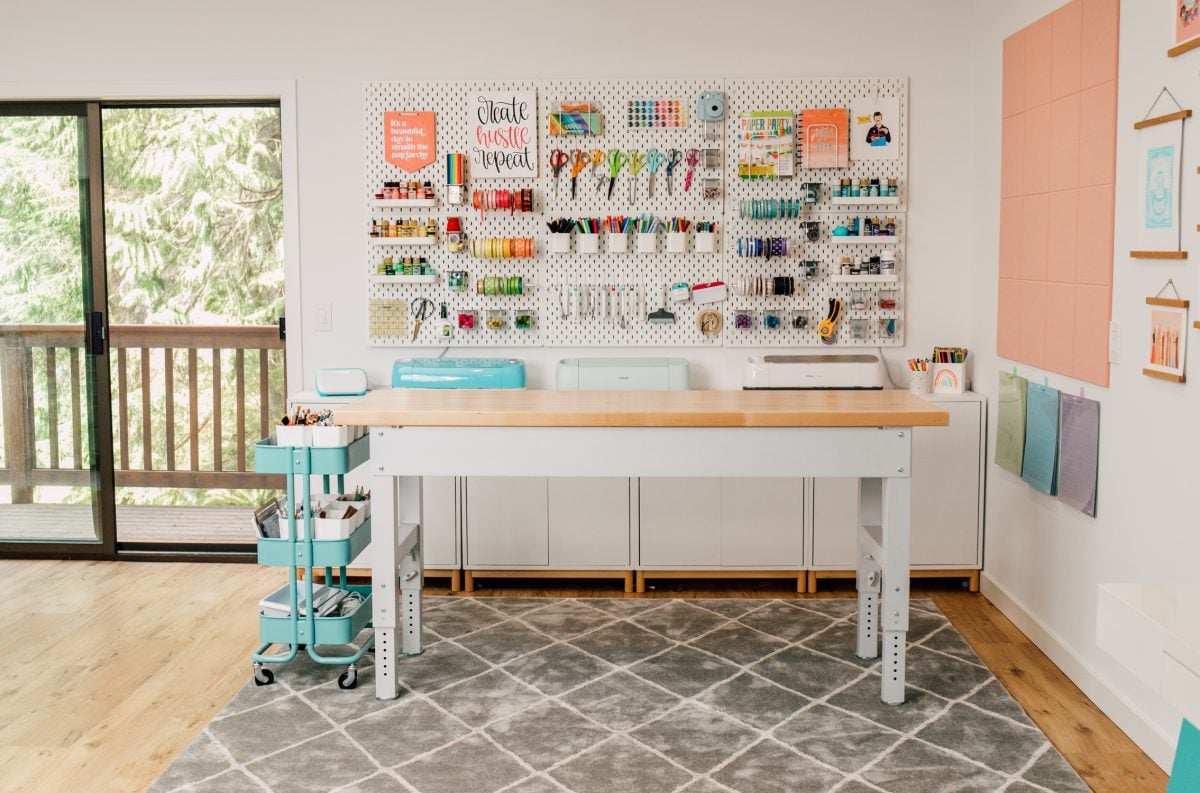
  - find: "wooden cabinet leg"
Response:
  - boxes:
[968,570,980,593]
[464,571,475,593]
[450,569,462,593]
[806,570,818,593]
[624,571,634,593]
[635,571,647,594]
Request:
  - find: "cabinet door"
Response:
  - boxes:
[465,477,548,566]
[548,478,630,567]
[421,477,458,567]
[911,401,981,566]
[720,478,804,566]
[810,477,860,567]
[639,478,722,566]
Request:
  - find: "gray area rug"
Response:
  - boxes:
[151,597,1091,793]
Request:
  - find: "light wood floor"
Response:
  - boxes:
[0,561,1168,793]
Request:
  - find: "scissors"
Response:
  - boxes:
[606,149,627,200]
[645,148,664,198]
[627,149,646,202]
[549,149,569,196]
[410,297,434,341]
[683,148,699,193]
[569,149,588,199]
[664,149,683,195]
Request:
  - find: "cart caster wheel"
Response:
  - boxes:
[337,667,358,690]
[253,666,275,687]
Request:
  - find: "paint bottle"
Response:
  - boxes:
[887,178,898,197]
[840,256,852,275]
[886,217,896,236]
[880,249,896,274]
[850,180,861,198]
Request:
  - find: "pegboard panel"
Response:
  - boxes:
[722,77,908,347]
[365,80,543,347]
[538,78,723,346]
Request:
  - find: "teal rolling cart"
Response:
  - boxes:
[251,433,374,690]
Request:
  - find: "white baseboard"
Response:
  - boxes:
[980,573,1176,771]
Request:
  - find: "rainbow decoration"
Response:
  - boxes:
[446,153,465,186]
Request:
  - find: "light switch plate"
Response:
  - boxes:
[314,302,332,332]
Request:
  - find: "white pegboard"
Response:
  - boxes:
[363,76,907,348]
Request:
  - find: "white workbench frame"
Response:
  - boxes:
[370,424,913,704]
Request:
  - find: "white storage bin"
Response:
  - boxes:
[313,503,360,540]
[608,233,629,254]
[334,492,371,520]
[274,425,311,447]
[311,425,353,447]
[666,231,687,253]
[695,231,716,254]
[550,233,571,254]
[636,232,657,254]
[577,234,600,254]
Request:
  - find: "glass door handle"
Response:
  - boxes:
[86,310,106,355]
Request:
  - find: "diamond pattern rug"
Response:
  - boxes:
[150,597,1091,793]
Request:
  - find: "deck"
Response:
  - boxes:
[0,503,255,544]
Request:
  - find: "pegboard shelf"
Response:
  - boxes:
[830,274,900,284]
[830,196,901,206]
[371,198,438,208]
[829,236,899,246]
[369,274,439,284]
[369,236,437,247]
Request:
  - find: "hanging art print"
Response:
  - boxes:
[1174,0,1200,55]
[850,97,900,161]
[469,91,538,178]
[1132,105,1186,256]
[799,108,849,169]
[383,111,436,172]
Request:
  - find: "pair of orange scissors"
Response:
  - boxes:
[569,149,589,199]
[549,149,569,196]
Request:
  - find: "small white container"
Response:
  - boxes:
[577,234,600,254]
[550,233,571,254]
[311,425,352,448]
[335,492,371,520]
[608,233,629,254]
[274,425,311,447]
[636,231,657,254]
[908,370,932,395]
[313,503,358,540]
[932,362,968,394]
[666,231,687,254]
[695,231,716,254]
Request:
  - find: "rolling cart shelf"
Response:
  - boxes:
[258,586,374,646]
[257,518,373,567]
[254,433,370,475]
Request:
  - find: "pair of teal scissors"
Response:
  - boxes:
[645,148,665,198]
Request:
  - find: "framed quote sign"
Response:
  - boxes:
[383,111,436,172]
[469,91,538,178]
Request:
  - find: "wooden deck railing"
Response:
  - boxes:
[0,324,286,502]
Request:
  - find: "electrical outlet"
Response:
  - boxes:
[1108,320,1119,364]
[314,302,332,332]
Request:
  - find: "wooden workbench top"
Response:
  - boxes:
[333,389,949,428]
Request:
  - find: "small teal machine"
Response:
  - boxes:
[391,357,526,389]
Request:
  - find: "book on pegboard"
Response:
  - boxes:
[799,108,849,169]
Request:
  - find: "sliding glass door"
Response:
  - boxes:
[0,104,114,552]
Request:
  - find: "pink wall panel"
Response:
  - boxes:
[1019,280,1049,368]
[1049,94,1082,191]
[1022,194,1050,281]
[1046,189,1079,283]
[996,0,1115,387]
[1023,103,1053,194]
[1077,80,1117,187]
[1044,282,1077,374]
[1025,16,1055,108]
[1003,31,1027,117]
[1075,184,1115,286]
[1051,0,1083,100]
[1081,0,1120,89]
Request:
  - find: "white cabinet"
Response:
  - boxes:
[809,396,984,569]
[464,477,630,568]
[639,478,804,567]
[421,477,458,568]
[465,477,548,566]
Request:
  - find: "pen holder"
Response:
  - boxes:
[666,231,688,254]
[695,231,716,254]
[908,369,931,395]
[311,425,353,447]
[608,233,629,254]
[577,234,600,254]
[549,233,571,254]
[274,425,311,447]
[636,231,657,254]
[932,362,968,394]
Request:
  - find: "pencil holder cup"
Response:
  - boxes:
[311,425,352,447]
[636,231,657,254]
[550,233,571,254]
[932,362,968,394]
[667,231,688,254]
[908,370,931,395]
[274,425,311,447]
[695,231,716,254]
[608,233,629,254]
[577,234,600,254]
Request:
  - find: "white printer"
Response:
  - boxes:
[742,353,889,390]
[556,357,689,391]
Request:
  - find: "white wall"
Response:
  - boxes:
[0,0,978,390]
[969,0,1199,770]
